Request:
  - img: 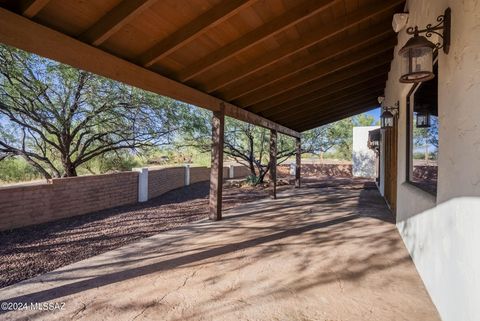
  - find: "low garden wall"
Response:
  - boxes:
[278,163,352,178]
[0,165,250,231]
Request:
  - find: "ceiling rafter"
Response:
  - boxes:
[138,0,255,67]
[287,97,378,128]
[295,102,379,131]
[247,61,391,113]
[201,0,403,94]
[216,23,393,101]
[262,74,388,117]
[175,0,337,82]
[266,80,386,119]
[80,0,158,46]
[20,0,50,18]
[0,7,299,138]
[273,90,383,124]
[236,40,395,107]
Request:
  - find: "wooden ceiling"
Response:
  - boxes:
[0,0,405,133]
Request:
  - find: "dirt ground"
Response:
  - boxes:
[0,181,288,288]
[0,177,440,321]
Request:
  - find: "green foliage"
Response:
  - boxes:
[177,110,297,184]
[0,44,182,179]
[353,114,376,126]
[245,174,261,186]
[0,157,42,183]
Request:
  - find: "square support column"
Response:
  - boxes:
[269,129,277,199]
[209,104,225,221]
[295,137,301,188]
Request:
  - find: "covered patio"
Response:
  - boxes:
[0,0,404,220]
[0,178,439,320]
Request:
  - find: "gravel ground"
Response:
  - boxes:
[0,181,287,288]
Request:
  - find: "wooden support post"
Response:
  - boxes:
[209,104,225,220]
[269,129,277,199]
[295,137,301,188]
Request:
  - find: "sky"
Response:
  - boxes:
[364,107,381,123]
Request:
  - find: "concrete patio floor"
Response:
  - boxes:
[0,177,440,321]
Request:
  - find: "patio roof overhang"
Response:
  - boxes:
[0,0,404,135]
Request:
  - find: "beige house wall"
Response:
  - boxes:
[383,1,480,320]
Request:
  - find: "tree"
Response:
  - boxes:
[413,115,438,162]
[0,45,182,179]
[302,119,352,160]
[353,113,376,126]
[178,110,300,184]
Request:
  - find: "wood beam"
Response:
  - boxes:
[237,41,395,107]
[266,80,386,119]
[176,0,336,82]
[138,0,254,67]
[269,129,277,199]
[0,8,300,138]
[215,23,393,100]
[20,0,50,18]
[201,0,403,93]
[209,104,225,220]
[274,90,383,124]
[295,137,301,188]
[247,62,390,113]
[80,0,158,46]
[288,98,378,129]
[263,75,387,118]
[297,103,379,132]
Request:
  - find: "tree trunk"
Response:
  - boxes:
[62,158,78,177]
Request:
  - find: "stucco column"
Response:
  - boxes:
[133,167,148,202]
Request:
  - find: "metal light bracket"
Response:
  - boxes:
[383,101,400,116]
[406,8,451,54]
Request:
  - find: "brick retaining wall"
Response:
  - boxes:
[278,163,352,177]
[0,172,138,231]
[0,165,250,231]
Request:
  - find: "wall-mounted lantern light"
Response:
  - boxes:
[399,8,451,83]
[380,101,400,129]
[416,110,431,128]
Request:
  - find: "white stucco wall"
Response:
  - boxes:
[352,126,379,178]
[383,1,480,320]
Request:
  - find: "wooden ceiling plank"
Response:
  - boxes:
[287,97,378,128]
[216,24,393,100]
[295,102,379,131]
[80,0,159,46]
[265,80,386,119]
[202,0,403,93]
[21,0,50,18]
[176,0,337,82]
[262,74,387,117]
[0,7,299,138]
[248,62,390,112]
[274,90,383,123]
[139,0,255,67]
[237,40,395,107]
[257,72,388,115]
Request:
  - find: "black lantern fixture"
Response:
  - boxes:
[416,110,431,128]
[399,8,451,83]
[381,110,395,129]
[380,101,400,129]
